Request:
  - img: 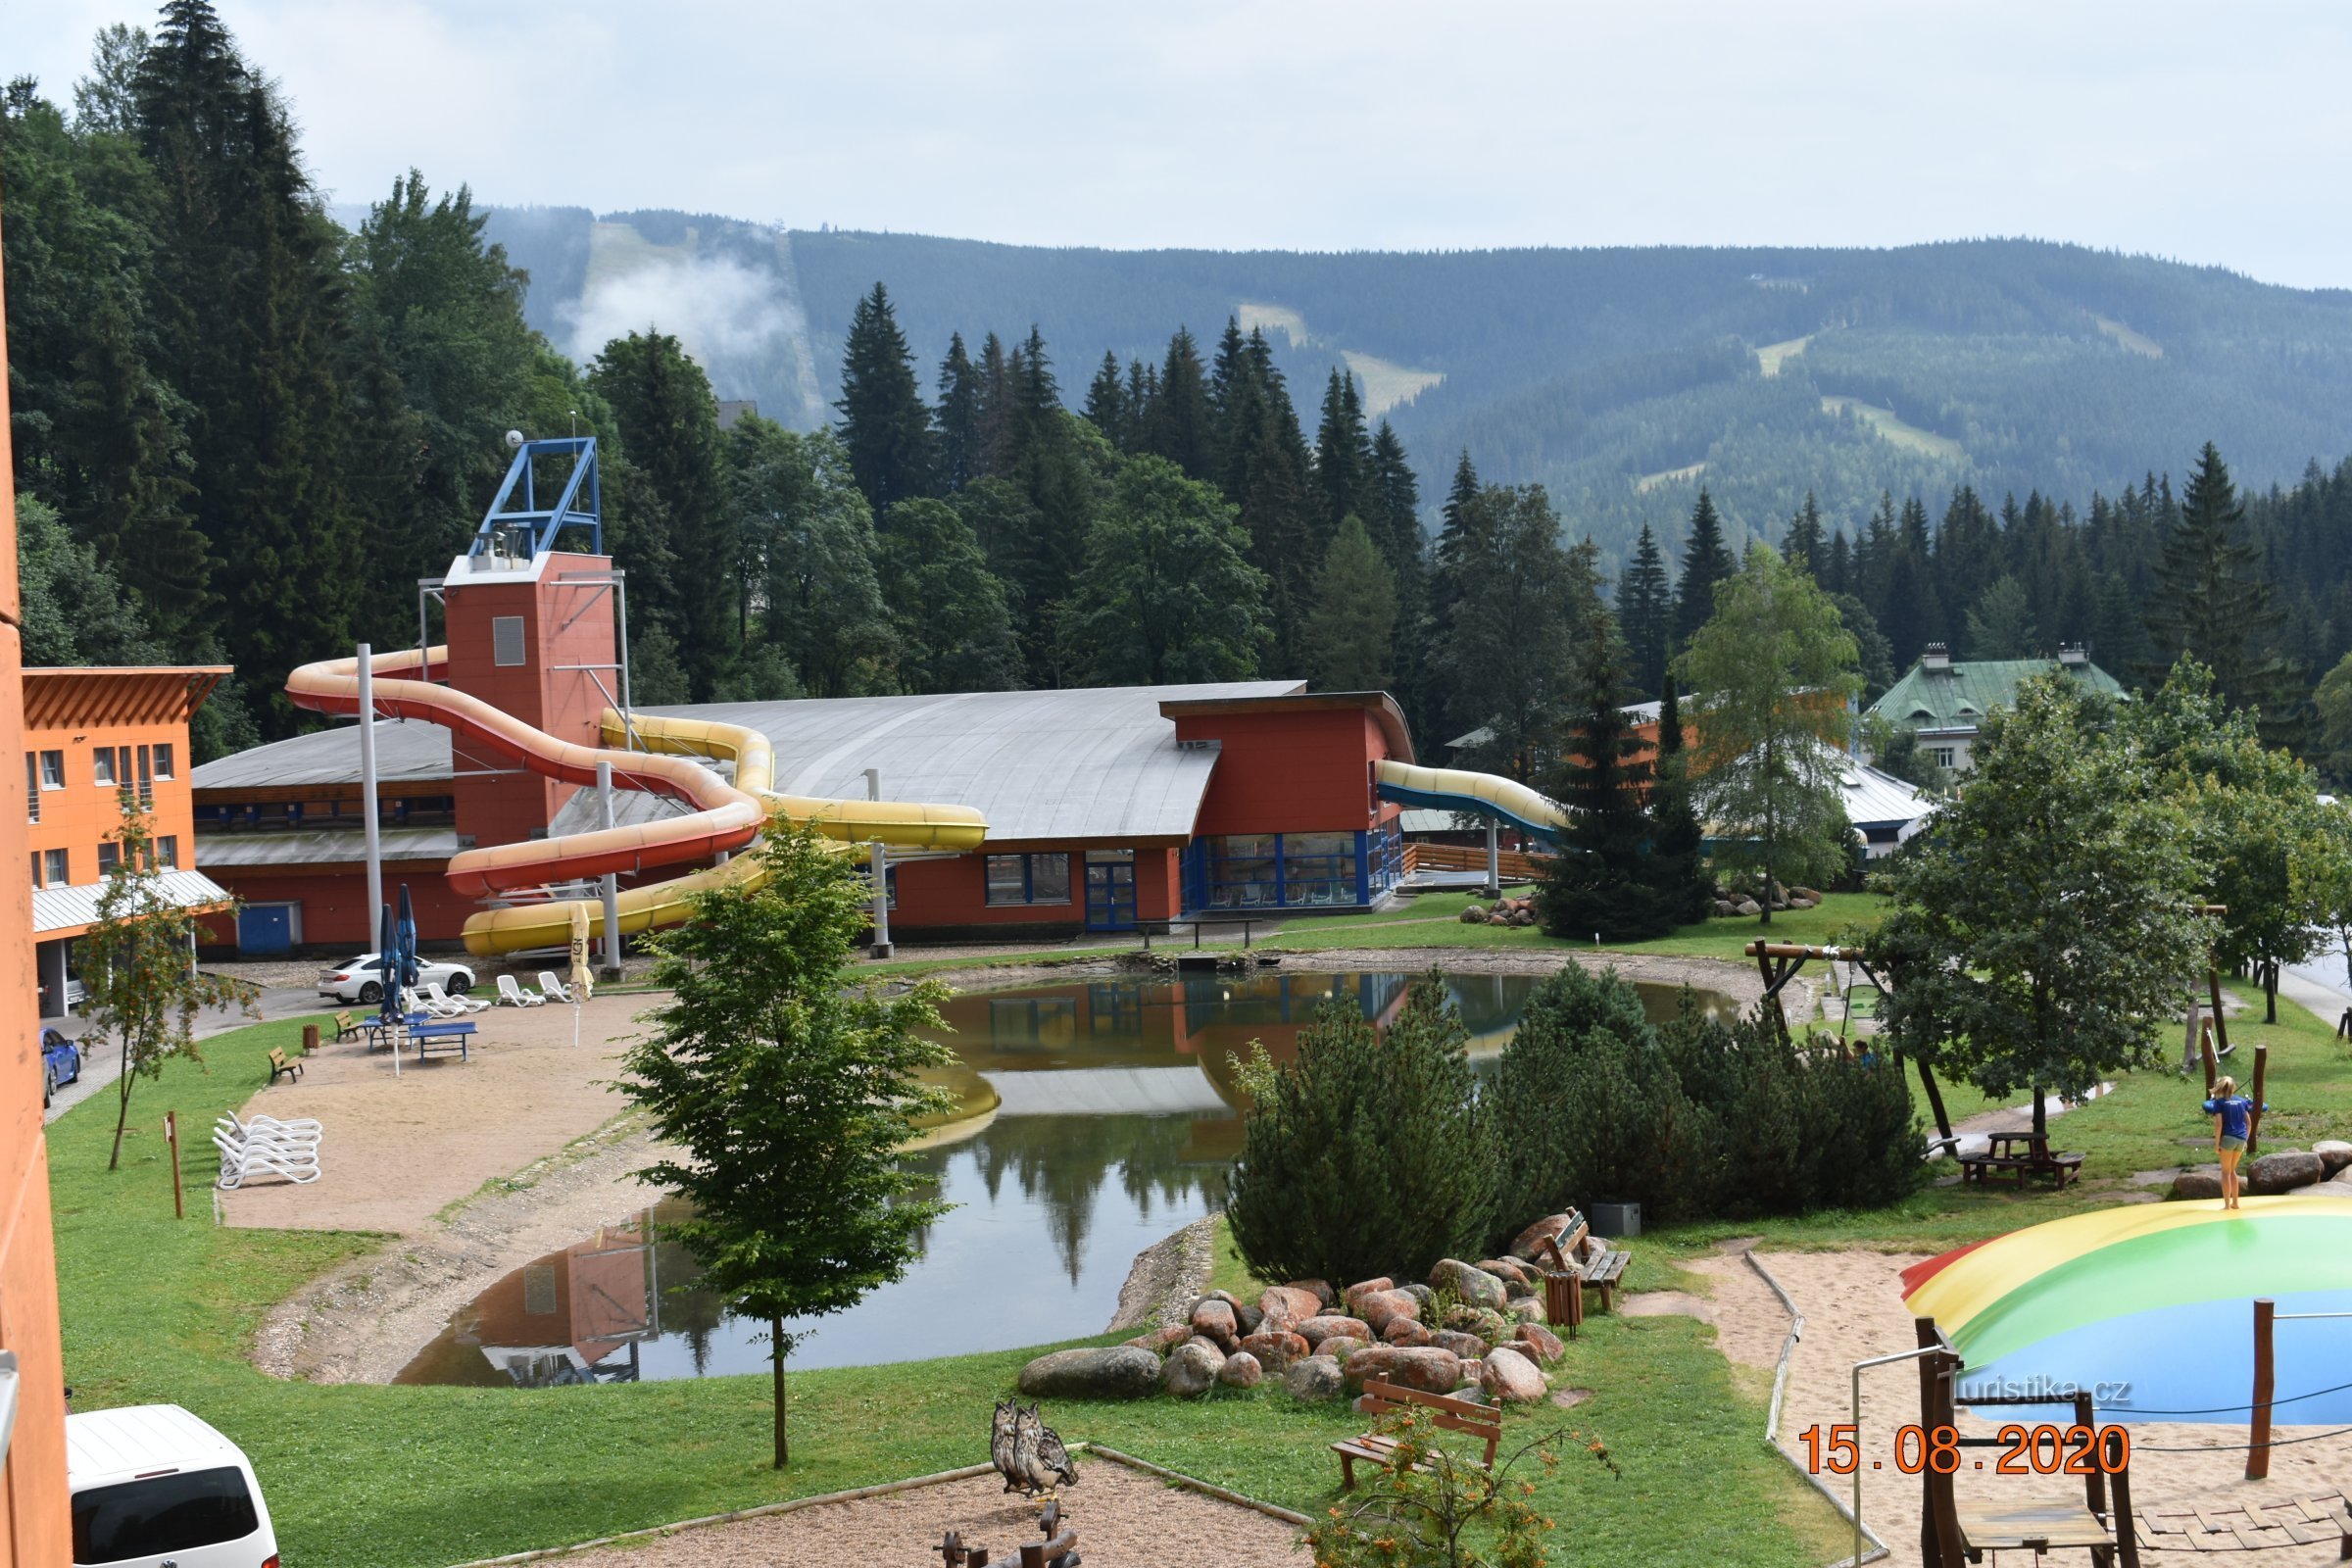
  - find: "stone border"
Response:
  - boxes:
[435,1444,1304,1568]
[1742,1250,1888,1568]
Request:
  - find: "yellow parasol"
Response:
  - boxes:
[567,901,594,1046]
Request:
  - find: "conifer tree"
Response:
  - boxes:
[1313,368,1371,532]
[1299,516,1397,691]
[1648,672,1714,923]
[1428,448,1483,636]
[877,499,1022,693]
[1784,492,1827,577]
[2145,443,2303,742]
[1538,612,1675,942]
[972,331,1012,480]
[934,332,981,491]
[834,282,933,511]
[1082,350,1127,451]
[1671,487,1736,648]
[1122,357,1154,442]
[1616,522,1672,698]
[1144,326,1214,480]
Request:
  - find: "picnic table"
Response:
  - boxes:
[1957,1131,2083,1188]
[409,1019,475,1061]
[359,1011,427,1051]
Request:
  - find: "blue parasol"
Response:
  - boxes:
[377,903,401,1025]
[396,884,419,999]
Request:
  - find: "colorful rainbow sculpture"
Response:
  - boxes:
[1903,1197,2352,1425]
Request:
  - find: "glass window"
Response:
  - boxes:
[157,836,179,868]
[74,1465,260,1563]
[45,848,69,885]
[29,852,42,887]
[1028,853,1070,904]
[24,753,37,823]
[39,750,65,789]
[152,743,174,779]
[1208,833,1277,907]
[1283,831,1358,906]
[93,749,117,786]
[985,855,1029,906]
[98,842,122,875]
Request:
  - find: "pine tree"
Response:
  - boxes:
[1648,672,1714,923]
[1299,516,1397,691]
[972,331,1012,480]
[1784,492,1827,578]
[934,332,981,492]
[1616,523,1672,698]
[1122,357,1154,444]
[834,282,933,511]
[1672,487,1736,648]
[1082,350,1127,451]
[2145,442,2304,741]
[1538,612,1675,942]
[1143,326,1213,480]
[1429,448,1483,635]
[1313,368,1371,534]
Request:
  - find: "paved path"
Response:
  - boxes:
[42,984,335,1126]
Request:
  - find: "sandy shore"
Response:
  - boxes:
[1687,1247,2352,1566]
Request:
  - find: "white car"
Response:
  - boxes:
[316,951,475,1005]
[68,1403,279,1568]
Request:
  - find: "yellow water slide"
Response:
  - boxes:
[1371,759,1568,845]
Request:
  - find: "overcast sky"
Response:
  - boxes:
[13,1,2352,290]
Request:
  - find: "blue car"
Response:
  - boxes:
[40,1027,80,1108]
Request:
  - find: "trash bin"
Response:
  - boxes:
[1543,1267,1585,1334]
[1591,1201,1642,1239]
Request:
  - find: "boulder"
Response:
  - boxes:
[1461,906,1490,924]
[1736,899,1763,917]
[1239,1330,1310,1374]
[1219,1350,1263,1390]
[1478,1257,1532,1286]
[1444,1304,1514,1344]
[1430,1258,1510,1312]
[1156,1323,1194,1348]
[2247,1151,2328,1195]
[1435,1330,1492,1359]
[1788,897,1817,910]
[1790,886,1823,903]
[1191,1298,1239,1347]
[1508,1215,1578,1262]
[1514,1323,1566,1362]
[1342,1346,1465,1396]
[1289,1278,1338,1309]
[1354,1288,1420,1334]
[1507,1298,1548,1325]
[1295,1314,1373,1347]
[1233,1301,1264,1337]
[1481,1345,1547,1403]
[1164,1341,1225,1398]
[2169,1170,2224,1200]
[2316,1140,2352,1177]
[1285,1354,1347,1402]
[1402,1283,1439,1315]
[1383,1317,1435,1348]
[1258,1285,1322,1330]
[1122,1334,1157,1351]
[1342,1278,1395,1314]
[1713,901,1740,918]
[1317,1336,1368,1362]
[1019,1346,1164,1400]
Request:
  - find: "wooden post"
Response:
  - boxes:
[2108,1424,2140,1568]
[1916,1317,1965,1568]
[2249,1297,2275,1481]
[302,1022,319,1056]
[2200,1024,2218,1095]
[2208,967,2231,1058]
[2076,1390,2107,1522]
[165,1110,183,1219]
[2247,1043,2269,1157]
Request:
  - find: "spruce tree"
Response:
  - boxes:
[972,331,1012,480]
[1429,448,1483,637]
[1538,612,1675,942]
[1616,522,1672,698]
[1313,368,1371,532]
[2145,442,2303,741]
[1144,326,1214,480]
[1672,487,1736,648]
[1648,672,1714,923]
[1299,515,1397,691]
[1082,350,1127,450]
[1121,357,1154,443]
[1784,492,1827,578]
[934,331,981,491]
[834,282,933,511]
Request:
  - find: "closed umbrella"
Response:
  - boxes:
[396,885,418,998]
[377,902,403,1080]
[568,901,594,1049]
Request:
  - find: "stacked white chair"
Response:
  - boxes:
[497,974,547,1007]
[214,1110,323,1188]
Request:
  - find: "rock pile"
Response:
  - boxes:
[1461,896,1537,927]
[2168,1140,2352,1201]
[1708,881,1821,918]
[1019,1238,1578,1405]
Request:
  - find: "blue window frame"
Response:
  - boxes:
[985,852,1071,906]
[1187,830,1394,912]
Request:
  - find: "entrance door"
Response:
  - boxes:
[1085,860,1137,930]
[238,903,298,956]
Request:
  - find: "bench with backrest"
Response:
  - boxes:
[1332,1381,1502,1492]
[1539,1216,1632,1313]
[332,1009,361,1043]
[266,1047,303,1086]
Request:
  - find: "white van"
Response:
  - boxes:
[67,1404,279,1567]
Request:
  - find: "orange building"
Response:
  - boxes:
[24,667,232,1019]
[1,171,73,1568]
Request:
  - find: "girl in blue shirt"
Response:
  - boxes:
[2201,1075,2265,1209]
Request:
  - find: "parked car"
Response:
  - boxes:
[316,952,475,1005]
[68,1402,280,1568]
[40,1027,81,1108]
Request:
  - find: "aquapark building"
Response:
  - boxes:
[191,438,1556,957]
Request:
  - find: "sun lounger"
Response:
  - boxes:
[538,970,574,1004]
[423,981,490,1015]
[497,974,546,1007]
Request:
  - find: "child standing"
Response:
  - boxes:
[2201,1075,2265,1209]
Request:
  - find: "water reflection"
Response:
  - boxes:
[395,969,1727,1384]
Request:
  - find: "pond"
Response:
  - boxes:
[394,968,1733,1386]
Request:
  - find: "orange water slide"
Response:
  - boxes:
[285,647,766,896]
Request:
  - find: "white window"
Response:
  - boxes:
[98,842,121,876]
[157,835,179,868]
[1930,748,1956,769]
[151,743,175,779]
[94,749,117,787]
[39,751,65,789]
[44,848,69,885]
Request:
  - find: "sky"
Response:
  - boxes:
[12,0,2352,290]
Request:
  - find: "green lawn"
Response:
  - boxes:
[52,1019,1842,1568]
[1270,890,1884,961]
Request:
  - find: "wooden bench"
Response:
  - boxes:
[331,1009,361,1043]
[410,1020,475,1061]
[1332,1381,1501,1492]
[1539,1217,1632,1313]
[267,1048,303,1086]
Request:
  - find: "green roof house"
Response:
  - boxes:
[1866,643,2124,774]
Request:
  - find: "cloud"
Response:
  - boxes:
[560,252,799,398]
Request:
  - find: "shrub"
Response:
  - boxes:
[1226,972,1496,1286]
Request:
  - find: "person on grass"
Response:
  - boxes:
[2201,1075,2265,1209]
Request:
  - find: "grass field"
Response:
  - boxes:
[1270,888,1883,962]
[1636,460,1708,494]
[1756,335,1815,376]
[2092,315,2164,359]
[51,1017,1844,1567]
[1821,394,1965,462]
